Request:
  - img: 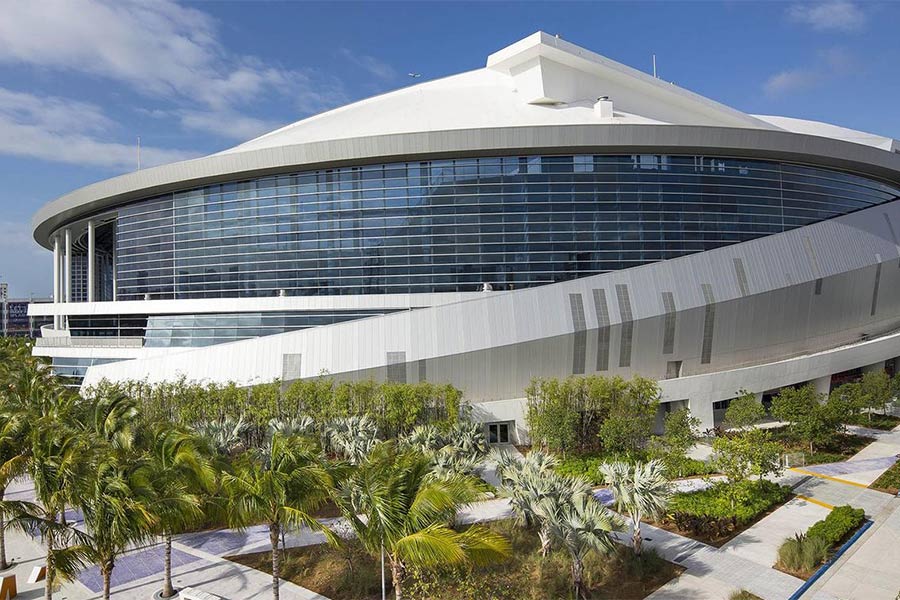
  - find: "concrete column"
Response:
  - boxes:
[112,225,117,301]
[52,235,60,329]
[811,375,831,398]
[87,220,95,303]
[64,228,72,303]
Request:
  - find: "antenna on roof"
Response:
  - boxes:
[137,136,142,170]
[652,54,658,78]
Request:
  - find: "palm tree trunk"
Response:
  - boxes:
[539,529,551,557]
[44,528,54,600]
[0,486,7,570]
[269,523,281,600]
[162,531,175,598]
[102,565,112,600]
[632,519,643,556]
[572,557,585,600]
[390,558,406,600]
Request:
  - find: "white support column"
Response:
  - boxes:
[64,228,72,304]
[52,235,60,329]
[811,375,831,398]
[87,220,95,303]
[112,227,117,301]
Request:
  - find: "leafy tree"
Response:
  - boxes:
[525,378,580,454]
[597,377,660,455]
[860,370,894,420]
[335,443,509,600]
[223,433,337,600]
[599,460,670,555]
[772,385,846,452]
[724,391,766,429]
[651,408,700,477]
[712,428,783,508]
[534,494,622,600]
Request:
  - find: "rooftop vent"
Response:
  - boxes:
[594,96,614,119]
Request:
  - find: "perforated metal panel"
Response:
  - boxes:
[872,263,882,316]
[387,351,406,383]
[701,283,716,365]
[281,353,302,381]
[569,293,587,374]
[733,258,750,297]
[418,359,427,382]
[592,288,610,372]
[616,284,634,368]
[662,292,676,355]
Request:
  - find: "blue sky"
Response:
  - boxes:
[1,0,898,297]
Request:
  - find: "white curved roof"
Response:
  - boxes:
[223,31,896,156]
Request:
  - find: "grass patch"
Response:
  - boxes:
[659,480,793,546]
[870,459,900,495]
[768,428,874,465]
[229,519,683,600]
[846,413,900,431]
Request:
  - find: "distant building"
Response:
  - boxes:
[29,33,900,437]
[2,292,52,338]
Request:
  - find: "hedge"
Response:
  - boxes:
[667,480,791,538]
[806,505,865,547]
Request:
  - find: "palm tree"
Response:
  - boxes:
[495,451,591,556]
[534,494,622,600]
[192,416,248,456]
[223,433,336,600]
[16,363,86,600]
[74,450,156,600]
[0,399,29,570]
[335,442,510,600]
[324,415,378,465]
[598,460,670,556]
[143,426,215,598]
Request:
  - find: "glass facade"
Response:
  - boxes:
[110,154,900,300]
[67,309,401,347]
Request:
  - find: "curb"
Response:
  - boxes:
[787,519,874,600]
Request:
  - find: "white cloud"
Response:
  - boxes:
[0,88,197,168]
[763,69,820,96]
[0,0,347,137]
[787,1,867,32]
[339,48,396,81]
[0,219,52,297]
[763,47,855,97]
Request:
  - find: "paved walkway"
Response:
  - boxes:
[797,422,900,600]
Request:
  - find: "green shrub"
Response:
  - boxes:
[777,533,830,574]
[729,591,762,600]
[558,452,716,484]
[807,505,865,547]
[667,480,791,538]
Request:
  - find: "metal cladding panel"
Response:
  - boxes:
[84,198,900,403]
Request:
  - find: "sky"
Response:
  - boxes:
[1,0,898,298]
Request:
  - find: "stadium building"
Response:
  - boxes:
[30,33,900,441]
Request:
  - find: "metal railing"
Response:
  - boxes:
[34,336,144,349]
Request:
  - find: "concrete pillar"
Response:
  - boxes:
[811,375,831,398]
[52,235,60,329]
[688,396,715,432]
[112,226,117,301]
[893,357,900,375]
[862,361,886,374]
[87,220,95,303]
[64,228,72,303]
